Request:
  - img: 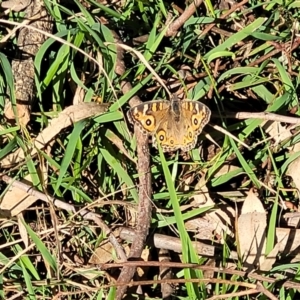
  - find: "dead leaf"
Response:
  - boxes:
[259,243,279,272]
[203,258,216,279]
[189,176,235,241]
[0,175,39,217]
[213,164,240,177]
[158,249,174,298]
[237,190,267,270]
[286,213,300,228]
[105,129,135,163]
[192,175,214,206]
[1,0,31,11]
[17,214,28,247]
[263,120,292,146]
[276,227,300,254]
[89,240,130,265]
[186,204,235,242]
[2,103,110,167]
[71,266,103,280]
[288,140,300,153]
[287,152,300,192]
[286,147,300,227]
[137,248,150,278]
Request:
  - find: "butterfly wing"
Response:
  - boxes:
[155,100,211,152]
[182,100,211,151]
[181,100,211,134]
[127,100,170,135]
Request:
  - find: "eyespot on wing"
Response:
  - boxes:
[191,104,211,132]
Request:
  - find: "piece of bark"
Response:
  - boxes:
[5,0,53,126]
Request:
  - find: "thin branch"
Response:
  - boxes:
[113,31,153,300]
[208,123,251,149]
[100,260,300,289]
[165,0,204,37]
[226,111,300,124]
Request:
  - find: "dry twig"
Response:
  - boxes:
[113,31,153,300]
[165,0,204,37]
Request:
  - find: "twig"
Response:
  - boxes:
[120,227,217,257]
[113,31,153,300]
[165,0,204,37]
[100,260,300,289]
[256,281,278,300]
[208,123,251,149]
[56,277,257,297]
[208,289,258,299]
[225,111,300,124]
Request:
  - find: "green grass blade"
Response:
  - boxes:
[205,17,267,60]
[54,120,86,193]
[158,144,206,299]
[20,260,35,300]
[99,147,138,202]
[23,222,57,273]
[229,138,260,187]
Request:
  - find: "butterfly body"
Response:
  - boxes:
[127,97,211,152]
